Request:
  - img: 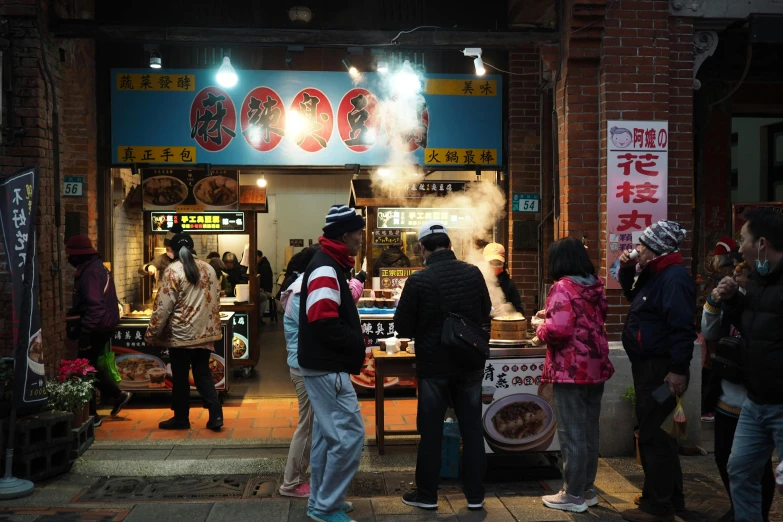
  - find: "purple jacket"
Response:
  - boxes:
[71,256,119,332]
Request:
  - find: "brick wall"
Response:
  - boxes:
[507,47,543,312]
[552,0,694,336]
[111,168,143,307]
[0,1,98,375]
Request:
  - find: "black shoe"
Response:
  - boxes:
[111,392,133,416]
[467,499,485,511]
[402,491,437,510]
[159,417,191,430]
[206,415,223,432]
[92,415,103,427]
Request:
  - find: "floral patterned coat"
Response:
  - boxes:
[536,276,615,385]
[145,258,222,349]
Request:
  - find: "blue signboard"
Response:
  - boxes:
[110,69,502,167]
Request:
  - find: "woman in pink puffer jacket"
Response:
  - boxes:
[536,237,614,514]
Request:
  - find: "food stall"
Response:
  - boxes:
[482,316,560,457]
[112,312,233,400]
[118,167,262,395]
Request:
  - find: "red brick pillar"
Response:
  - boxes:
[554,0,694,336]
[0,0,98,374]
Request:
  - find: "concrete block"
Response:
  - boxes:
[599,342,702,457]
[15,411,73,454]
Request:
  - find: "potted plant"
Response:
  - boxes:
[46,358,96,428]
[622,385,640,464]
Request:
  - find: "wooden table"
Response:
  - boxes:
[372,348,418,455]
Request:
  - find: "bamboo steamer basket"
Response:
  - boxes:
[491,316,528,341]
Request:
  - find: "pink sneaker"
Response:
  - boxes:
[280,483,311,498]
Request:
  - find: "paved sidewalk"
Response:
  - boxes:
[2,452,781,521]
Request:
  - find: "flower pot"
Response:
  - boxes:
[72,407,85,428]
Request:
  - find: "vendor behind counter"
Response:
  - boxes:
[138,224,183,287]
[372,244,411,277]
[484,242,524,315]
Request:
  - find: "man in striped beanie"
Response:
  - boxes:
[298,205,366,522]
[617,220,696,522]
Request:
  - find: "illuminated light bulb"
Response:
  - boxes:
[257,176,267,188]
[216,56,238,88]
[474,56,485,76]
[286,110,304,137]
[349,66,359,77]
[377,168,390,177]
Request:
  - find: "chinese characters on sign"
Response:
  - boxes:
[151,212,245,232]
[512,193,540,213]
[190,87,237,152]
[360,318,396,346]
[372,229,402,245]
[606,121,669,290]
[0,167,46,407]
[423,148,497,165]
[116,74,196,91]
[377,207,473,230]
[424,79,498,96]
[338,89,382,153]
[118,146,197,164]
[379,268,422,292]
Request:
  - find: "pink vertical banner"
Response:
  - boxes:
[606,121,669,289]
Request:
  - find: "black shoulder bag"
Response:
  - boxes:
[427,267,490,370]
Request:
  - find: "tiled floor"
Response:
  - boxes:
[95,399,418,441]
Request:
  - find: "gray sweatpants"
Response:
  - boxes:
[553,382,605,498]
[304,372,365,515]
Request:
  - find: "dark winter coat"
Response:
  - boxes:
[496,270,524,315]
[69,256,120,333]
[723,258,783,405]
[619,252,696,375]
[372,246,411,277]
[394,249,492,378]
[297,249,365,375]
[257,257,274,293]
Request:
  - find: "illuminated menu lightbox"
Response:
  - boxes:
[151,212,245,233]
[376,208,473,229]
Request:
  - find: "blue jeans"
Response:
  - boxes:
[304,372,364,515]
[727,398,783,522]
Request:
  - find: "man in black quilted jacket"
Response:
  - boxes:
[394,221,492,512]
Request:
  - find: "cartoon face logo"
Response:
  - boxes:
[610,126,633,149]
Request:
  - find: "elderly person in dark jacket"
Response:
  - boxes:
[617,220,695,522]
[395,221,492,512]
[713,208,783,522]
[65,235,131,425]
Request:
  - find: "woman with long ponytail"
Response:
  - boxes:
[145,233,224,431]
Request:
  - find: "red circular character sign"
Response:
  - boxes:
[240,87,285,152]
[384,95,429,153]
[337,88,382,153]
[189,86,237,152]
[288,88,333,153]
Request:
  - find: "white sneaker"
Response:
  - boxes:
[584,488,599,507]
[542,490,588,513]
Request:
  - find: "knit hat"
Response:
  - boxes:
[483,242,506,263]
[65,235,98,256]
[639,220,686,255]
[164,223,184,247]
[713,237,737,255]
[418,221,449,241]
[170,233,195,255]
[322,205,366,239]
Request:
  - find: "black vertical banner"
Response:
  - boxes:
[0,167,46,407]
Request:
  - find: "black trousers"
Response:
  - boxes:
[169,348,221,419]
[82,331,122,414]
[416,371,486,503]
[714,410,775,521]
[631,358,685,517]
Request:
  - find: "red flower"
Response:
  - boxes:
[57,358,96,383]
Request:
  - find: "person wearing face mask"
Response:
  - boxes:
[483,242,523,315]
[138,224,183,287]
[65,235,132,426]
[616,220,695,522]
[711,209,783,522]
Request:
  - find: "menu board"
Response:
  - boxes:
[111,322,228,391]
[151,211,245,232]
[377,207,473,229]
[380,267,422,294]
[373,229,402,245]
[142,168,238,211]
[481,357,559,454]
[353,315,414,390]
[230,312,250,360]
